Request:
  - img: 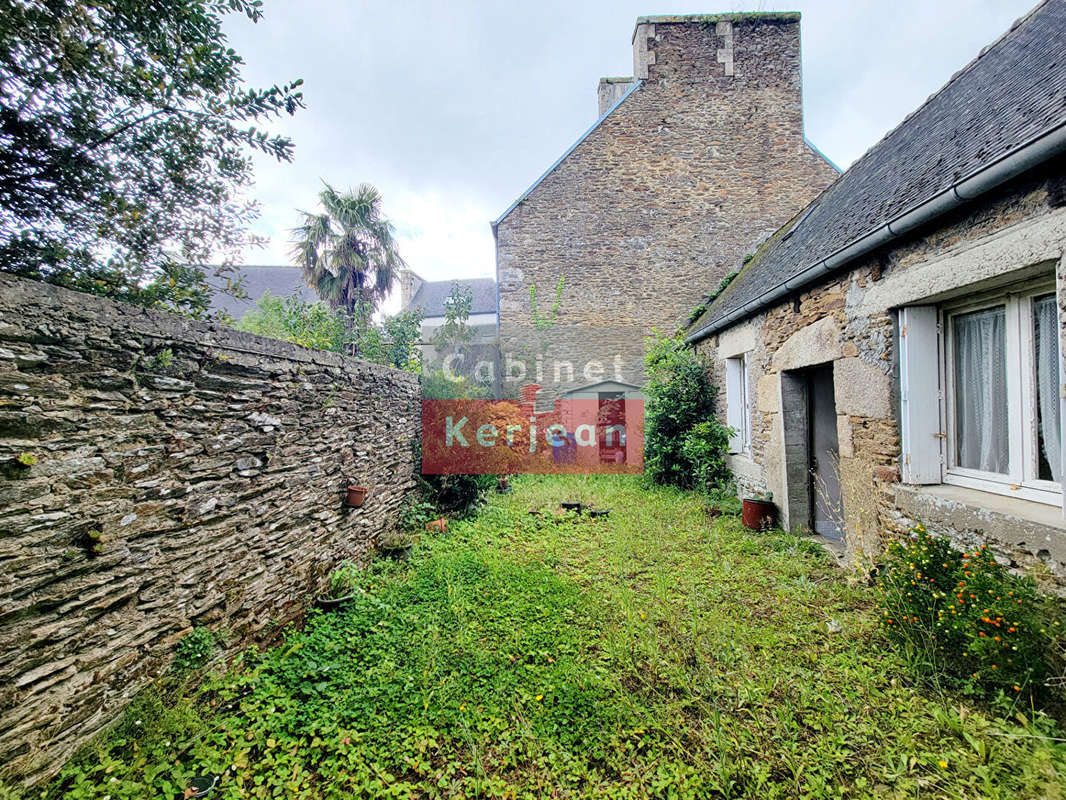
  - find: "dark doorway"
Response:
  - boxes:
[807,365,842,540]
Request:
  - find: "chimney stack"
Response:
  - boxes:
[398,269,424,309]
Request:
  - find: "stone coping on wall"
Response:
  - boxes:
[894,484,1066,575]
[0,273,417,384]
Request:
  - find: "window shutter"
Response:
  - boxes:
[726,357,744,454]
[899,306,942,483]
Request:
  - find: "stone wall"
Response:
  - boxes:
[0,275,420,786]
[694,167,1066,593]
[495,13,838,400]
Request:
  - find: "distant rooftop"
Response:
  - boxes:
[405,278,497,318]
[206,266,315,319]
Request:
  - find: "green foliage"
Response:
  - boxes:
[291,183,404,321]
[704,486,743,516]
[530,276,565,331]
[681,421,732,493]
[398,496,437,532]
[0,0,303,318]
[431,281,474,352]
[686,270,739,329]
[147,348,173,370]
[44,476,1066,799]
[685,303,707,327]
[16,452,36,467]
[236,292,349,352]
[877,527,1063,704]
[173,627,217,673]
[328,562,362,599]
[420,369,487,400]
[643,332,731,491]
[234,292,422,372]
[417,472,495,517]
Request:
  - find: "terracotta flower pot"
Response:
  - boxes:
[741,498,776,531]
[344,486,368,508]
[426,518,447,532]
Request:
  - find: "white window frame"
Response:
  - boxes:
[940,277,1062,506]
[725,353,751,455]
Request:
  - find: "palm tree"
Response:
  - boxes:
[291,183,405,323]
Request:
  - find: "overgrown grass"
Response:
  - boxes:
[43,476,1065,799]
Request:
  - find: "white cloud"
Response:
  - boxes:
[223,0,1038,294]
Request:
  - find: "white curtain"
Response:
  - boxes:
[1034,295,1061,482]
[954,307,1008,473]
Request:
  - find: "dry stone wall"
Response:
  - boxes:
[0,274,420,786]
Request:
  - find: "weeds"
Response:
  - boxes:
[43,476,1066,799]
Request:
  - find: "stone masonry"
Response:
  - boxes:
[0,275,420,786]
[494,13,838,400]
[694,167,1066,593]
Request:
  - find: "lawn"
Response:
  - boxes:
[44,476,1065,799]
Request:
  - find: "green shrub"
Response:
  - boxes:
[328,561,362,598]
[173,627,217,672]
[681,420,732,493]
[877,527,1062,703]
[234,292,422,371]
[643,332,732,491]
[399,495,437,531]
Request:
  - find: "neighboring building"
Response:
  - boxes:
[206,265,315,320]
[398,270,500,388]
[493,12,839,400]
[398,269,498,343]
[686,0,1066,589]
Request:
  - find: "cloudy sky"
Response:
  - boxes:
[224,0,1036,309]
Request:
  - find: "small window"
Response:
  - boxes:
[942,284,1062,504]
[725,354,751,455]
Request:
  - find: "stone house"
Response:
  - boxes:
[398,269,498,345]
[686,0,1066,589]
[398,270,500,389]
[493,12,838,400]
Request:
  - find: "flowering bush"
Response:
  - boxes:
[877,526,1061,702]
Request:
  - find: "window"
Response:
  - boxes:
[725,354,751,455]
[942,284,1061,504]
[901,280,1063,506]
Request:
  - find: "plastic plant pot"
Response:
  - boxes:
[180,773,217,798]
[741,498,777,530]
[344,486,368,508]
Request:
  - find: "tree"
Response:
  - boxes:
[291,183,405,324]
[431,281,474,352]
[643,332,731,490]
[0,0,304,317]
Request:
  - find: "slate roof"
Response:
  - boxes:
[406,278,498,318]
[690,0,1066,337]
[206,266,315,320]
